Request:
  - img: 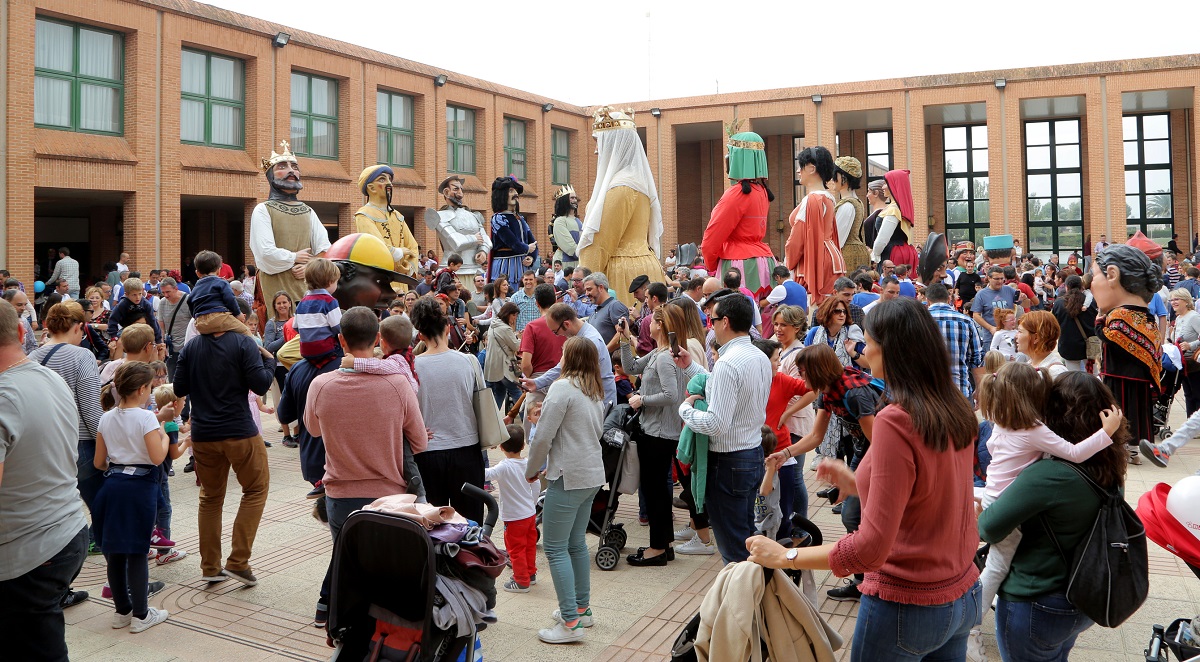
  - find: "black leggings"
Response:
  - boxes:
[674,458,709,531]
[638,433,678,550]
[104,552,150,618]
[414,445,486,523]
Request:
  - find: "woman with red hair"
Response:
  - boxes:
[869,170,918,271]
[1017,311,1068,379]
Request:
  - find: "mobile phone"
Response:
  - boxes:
[669,331,680,357]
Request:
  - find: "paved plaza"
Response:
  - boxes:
[62,403,1200,662]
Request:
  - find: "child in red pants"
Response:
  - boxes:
[486,425,540,592]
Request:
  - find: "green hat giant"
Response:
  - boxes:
[727,131,768,180]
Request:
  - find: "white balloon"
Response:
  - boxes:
[1166,475,1200,542]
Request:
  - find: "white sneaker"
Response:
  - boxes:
[676,533,715,555]
[551,607,594,628]
[809,455,822,471]
[674,525,696,542]
[538,620,586,644]
[130,607,169,633]
[966,628,988,662]
[111,612,132,629]
[156,548,187,565]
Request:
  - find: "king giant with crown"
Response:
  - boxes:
[250,141,332,308]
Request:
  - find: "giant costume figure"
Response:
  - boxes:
[870,169,918,270]
[488,176,538,285]
[702,129,776,292]
[354,164,420,282]
[578,107,665,307]
[551,185,584,271]
[785,146,844,301]
[831,156,870,272]
[250,140,332,312]
[423,175,491,295]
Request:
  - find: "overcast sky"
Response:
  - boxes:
[204,0,1200,106]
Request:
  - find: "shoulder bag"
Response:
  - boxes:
[472,362,509,449]
[1072,316,1102,361]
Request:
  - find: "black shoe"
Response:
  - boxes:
[826,579,862,601]
[168,468,175,477]
[147,581,166,598]
[816,487,834,499]
[825,487,840,503]
[634,546,676,561]
[60,589,89,608]
[183,458,195,473]
[281,435,299,448]
[627,548,671,566]
[263,439,273,448]
[313,496,328,523]
[673,496,688,510]
[831,503,843,515]
[306,484,326,499]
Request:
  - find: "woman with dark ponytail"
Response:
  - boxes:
[700,130,778,292]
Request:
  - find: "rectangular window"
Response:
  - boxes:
[180,49,244,148]
[504,118,527,180]
[1024,119,1083,257]
[34,17,124,135]
[447,105,476,175]
[376,90,414,168]
[1123,113,1173,245]
[551,128,570,185]
[943,125,990,247]
[866,130,893,183]
[290,72,338,159]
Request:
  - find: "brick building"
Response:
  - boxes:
[5,0,1199,286]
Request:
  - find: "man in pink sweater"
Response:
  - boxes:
[304,306,428,629]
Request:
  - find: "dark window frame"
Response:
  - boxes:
[943,124,990,248]
[1024,118,1084,256]
[1123,112,1173,243]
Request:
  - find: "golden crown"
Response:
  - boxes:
[592,106,637,133]
[261,140,298,171]
[554,184,576,200]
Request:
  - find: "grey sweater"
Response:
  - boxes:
[415,350,481,452]
[525,379,606,491]
[619,342,686,439]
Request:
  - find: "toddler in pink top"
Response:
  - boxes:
[971,362,1121,647]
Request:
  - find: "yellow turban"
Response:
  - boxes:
[358,164,394,196]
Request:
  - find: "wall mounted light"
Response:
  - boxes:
[995,78,1007,89]
[650,108,662,117]
[433,74,448,87]
[542,103,554,113]
[811,94,823,104]
[273,32,290,48]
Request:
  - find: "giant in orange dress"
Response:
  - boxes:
[785,190,845,301]
[703,182,776,292]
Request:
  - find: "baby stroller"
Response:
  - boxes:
[1155,351,1184,442]
[533,404,636,571]
[327,483,502,662]
[1140,478,1200,661]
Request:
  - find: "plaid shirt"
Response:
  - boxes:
[510,289,539,332]
[928,302,984,398]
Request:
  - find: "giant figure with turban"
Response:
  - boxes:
[702,129,777,292]
[354,164,420,281]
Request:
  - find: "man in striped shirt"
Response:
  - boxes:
[677,293,772,563]
[46,247,80,299]
[925,283,984,400]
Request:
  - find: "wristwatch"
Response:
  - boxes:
[785,548,799,569]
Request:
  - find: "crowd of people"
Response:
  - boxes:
[0,130,1189,662]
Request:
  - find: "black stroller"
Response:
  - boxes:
[533,404,636,571]
[327,484,502,662]
[1144,564,1200,662]
[1154,354,1184,441]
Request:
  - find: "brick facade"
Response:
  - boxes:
[5,0,1200,286]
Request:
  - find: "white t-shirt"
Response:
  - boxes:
[484,456,537,522]
[97,406,161,465]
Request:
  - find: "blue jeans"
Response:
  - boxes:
[318,496,376,608]
[155,465,172,539]
[0,526,87,662]
[789,434,808,520]
[851,581,982,661]
[541,478,599,619]
[76,440,104,543]
[996,593,1092,662]
[705,447,765,564]
[487,378,522,411]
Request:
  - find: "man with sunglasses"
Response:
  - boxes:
[561,267,597,317]
[519,303,616,408]
[673,293,772,564]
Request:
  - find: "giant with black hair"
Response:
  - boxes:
[1094,244,1162,303]
[796,146,834,185]
[490,176,523,214]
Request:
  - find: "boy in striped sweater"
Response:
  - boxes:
[295,258,343,363]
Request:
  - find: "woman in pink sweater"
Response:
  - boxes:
[747,297,982,661]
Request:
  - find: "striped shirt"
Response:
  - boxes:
[679,334,772,453]
[928,302,984,398]
[510,289,539,332]
[47,256,79,292]
[28,343,103,441]
[295,289,342,360]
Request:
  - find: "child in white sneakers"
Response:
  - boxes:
[487,424,539,593]
[151,385,190,565]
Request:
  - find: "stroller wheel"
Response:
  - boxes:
[595,546,620,571]
[604,527,628,550]
[1157,427,1172,441]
